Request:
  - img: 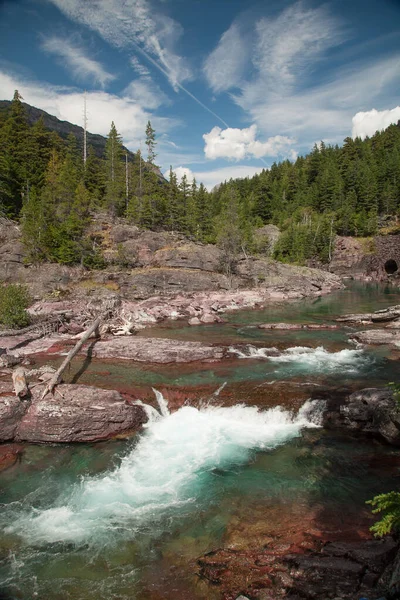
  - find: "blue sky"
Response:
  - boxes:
[0,0,399,189]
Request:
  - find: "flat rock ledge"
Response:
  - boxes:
[81,337,226,363]
[0,384,146,443]
[350,329,400,347]
[338,304,400,325]
[259,322,339,330]
[321,387,400,445]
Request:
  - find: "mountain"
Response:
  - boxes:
[0,100,134,159]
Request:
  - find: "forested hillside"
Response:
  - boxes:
[0,90,399,268]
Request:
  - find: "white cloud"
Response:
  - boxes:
[48,0,193,91]
[41,36,114,88]
[235,54,400,150]
[203,23,248,93]
[0,70,177,151]
[352,106,400,139]
[164,166,194,184]
[123,77,170,110]
[164,165,264,191]
[203,124,296,160]
[204,1,344,97]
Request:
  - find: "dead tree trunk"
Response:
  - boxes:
[40,317,101,400]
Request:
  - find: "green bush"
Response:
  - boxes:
[0,284,31,328]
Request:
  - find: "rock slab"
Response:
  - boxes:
[15,384,146,443]
[90,337,226,363]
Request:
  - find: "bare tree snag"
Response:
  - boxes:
[40,317,101,400]
[12,367,29,399]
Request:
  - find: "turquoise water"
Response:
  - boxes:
[0,281,400,600]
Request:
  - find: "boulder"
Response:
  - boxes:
[285,538,397,599]
[323,387,400,445]
[15,384,146,443]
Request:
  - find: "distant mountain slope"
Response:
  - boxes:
[0,100,134,159]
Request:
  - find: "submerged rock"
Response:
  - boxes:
[0,444,23,471]
[14,384,146,443]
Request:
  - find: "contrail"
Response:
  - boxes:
[132,42,229,128]
[133,42,269,167]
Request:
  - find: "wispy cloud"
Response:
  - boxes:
[48,0,230,127]
[47,0,192,90]
[253,2,345,94]
[203,23,248,94]
[131,56,150,77]
[204,1,345,96]
[123,77,170,110]
[41,36,114,88]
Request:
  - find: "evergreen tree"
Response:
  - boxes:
[145,121,157,164]
[104,122,125,216]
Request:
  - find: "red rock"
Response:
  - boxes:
[15,384,146,443]
[0,396,28,441]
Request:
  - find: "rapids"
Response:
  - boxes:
[5,392,322,545]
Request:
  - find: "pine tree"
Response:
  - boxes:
[145,121,157,164]
[104,122,125,216]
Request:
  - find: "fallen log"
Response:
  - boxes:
[12,367,29,399]
[41,317,101,400]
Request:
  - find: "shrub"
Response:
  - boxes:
[0,284,31,328]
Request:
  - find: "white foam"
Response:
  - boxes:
[268,346,367,373]
[229,345,279,359]
[7,394,320,545]
[230,344,368,374]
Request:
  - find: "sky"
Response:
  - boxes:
[0,0,399,190]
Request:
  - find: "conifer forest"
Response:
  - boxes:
[1,90,400,268]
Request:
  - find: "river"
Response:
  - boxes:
[0,282,399,599]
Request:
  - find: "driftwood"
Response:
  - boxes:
[40,316,101,400]
[12,367,29,398]
[0,315,67,337]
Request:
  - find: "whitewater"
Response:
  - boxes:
[229,344,371,374]
[5,392,322,546]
